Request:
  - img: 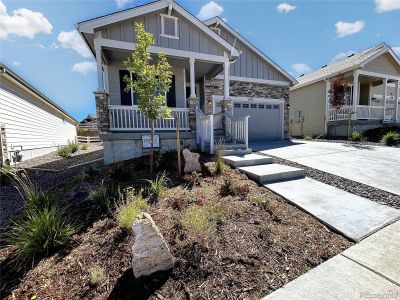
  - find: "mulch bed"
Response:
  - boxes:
[1,154,352,300]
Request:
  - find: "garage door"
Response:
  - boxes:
[233,102,282,141]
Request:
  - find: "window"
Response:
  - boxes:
[273,105,279,109]
[266,105,272,109]
[251,104,257,109]
[234,103,241,108]
[161,14,178,39]
[258,104,265,109]
[242,103,249,108]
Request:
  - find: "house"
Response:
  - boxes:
[0,63,77,166]
[290,43,400,137]
[78,113,99,131]
[77,0,296,164]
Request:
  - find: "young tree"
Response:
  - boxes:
[124,22,173,174]
[328,73,350,136]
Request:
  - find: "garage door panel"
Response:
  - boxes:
[233,103,281,141]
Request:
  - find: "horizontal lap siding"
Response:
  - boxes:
[100,11,225,56]
[0,84,76,159]
[364,53,400,77]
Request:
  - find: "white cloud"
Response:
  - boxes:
[330,50,355,63]
[292,63,312,75]
[393,47,400,56]
[335,21,364,38]
[197,1,224,20]
[0,0,52,40]
[375,0,400,12]
[116,0,134,9]
[58,30,92,58]
[72,61,96,75]
[12,61,21,66]
[276,2,296,13]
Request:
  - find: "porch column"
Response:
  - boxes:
[223,59,230,99]
[95,47,104,92]
[395,80,399,122]
[368,83,372,105]
[383,78,388,116]
[352,70,359,112]
[189,57,196,98]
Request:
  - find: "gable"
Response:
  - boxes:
[99,10,226,57]
[364,52,400,77]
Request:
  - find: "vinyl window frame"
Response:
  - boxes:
[160,14,179,39]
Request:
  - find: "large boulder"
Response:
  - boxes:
[182,149,201,173]
[131,213,174,278]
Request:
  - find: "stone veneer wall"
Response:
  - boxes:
[94,92,110,133]
[204,78,290,139]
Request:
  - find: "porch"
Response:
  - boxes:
[327,69,400,123]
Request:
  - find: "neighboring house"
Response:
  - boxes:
[77,0,296,164]
[78,113,99,130]
[0,64,77,165]
[290,43,400,137]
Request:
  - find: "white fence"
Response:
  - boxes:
[196,107,214,154]
[328,105,390,121]
[109,105,189,131]
[225,111,249,149]
[77,136,101,144]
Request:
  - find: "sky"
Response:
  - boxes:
[1,0,399,121]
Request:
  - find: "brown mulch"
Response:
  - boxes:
[16,143,103,171]
[1,154,352,300]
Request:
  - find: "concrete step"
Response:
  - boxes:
[221,148,252,156]
[223,154,273,168]
[238,164,305,184]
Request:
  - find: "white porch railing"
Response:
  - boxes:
[328,105,388,121]
[109,105,189,131]
[328,105,354,121]
[225,111,249,149]
[195,107,214,154]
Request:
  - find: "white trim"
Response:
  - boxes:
[77,0,239,57]
[360,44,400,69]
[160,13,179,39]
[97,38,227,63]
[215,75,290,87]
[204,16,297,85]
[189,57,196,98]
[357,69,400,81]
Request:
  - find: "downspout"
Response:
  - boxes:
[323,78,330,137]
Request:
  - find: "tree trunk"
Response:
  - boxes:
[150,120,154,176]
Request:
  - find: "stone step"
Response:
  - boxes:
[238,164,305,184]
[223,154,273,168]
[221,148,252,156]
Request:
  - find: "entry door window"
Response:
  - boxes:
[166,75,176,107]
[119,70,139,106]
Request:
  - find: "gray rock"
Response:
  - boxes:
[131,213,174,278]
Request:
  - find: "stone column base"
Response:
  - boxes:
[186,97,199,132]
[94,91,110,134]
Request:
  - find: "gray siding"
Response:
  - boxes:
[218,27,287,81]
[100,10,226,57]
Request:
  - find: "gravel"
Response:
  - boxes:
[256,152,400,210]
[305,138,399,148]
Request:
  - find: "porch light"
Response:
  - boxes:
[286,103,290,109]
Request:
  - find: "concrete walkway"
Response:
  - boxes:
[263,221,400,300]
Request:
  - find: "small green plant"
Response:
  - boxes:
[145,171,170,200]
[258,224,271,239]
[90,182,111,214]
[10,206,73,264]
[68,141,79,153]
[381,131,399,146]
[351,131,363,141]
[115,189,147,229]
[89,266,107,286]
[81,143,89,150]
[214,140,225,175]
[57,145,71,158]
[303,135,313,141]
[220,177,234,196]
[28,191,55,212]
[248,196,269,210]
[180,204,227,236]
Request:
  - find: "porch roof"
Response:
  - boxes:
[292,43,400,91]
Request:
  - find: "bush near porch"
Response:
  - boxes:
[1,152,351,299]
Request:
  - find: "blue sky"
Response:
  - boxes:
[1,0,399,121]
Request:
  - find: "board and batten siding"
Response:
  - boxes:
[290,80,327,137]
[100,10,226,57]
[0,80,76,163]
[217,27,286,81]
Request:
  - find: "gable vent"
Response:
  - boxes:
[161,14,178,39]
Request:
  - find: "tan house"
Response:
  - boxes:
[290,43,400,137]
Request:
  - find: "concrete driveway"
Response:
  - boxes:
[251,140,400,195]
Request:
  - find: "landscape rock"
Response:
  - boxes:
[64,182,98,207]
[131,213,174,278]
[182,149,201,173]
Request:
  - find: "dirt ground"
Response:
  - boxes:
[1,154,352,300]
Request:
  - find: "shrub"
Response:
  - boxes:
[115,189,147,229]
[68,141,79,153]
[214,139,225,175]
[10,206,73,264]
[351,131,363,141]
[180,204,227,236]
[109,162,131,181]
[220,178,234,196]
[220,178,249,199]
[145,171,170,201]
[258,224,271,240]
[89,266,107,286]
[28,191,55,212]
[57,146,71,158]
[303,135,313,141]
[81,143,89,151]
[183,171,202,188]
[248,196,269,210]
[381,131,399,146]
[90,182,111,214]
